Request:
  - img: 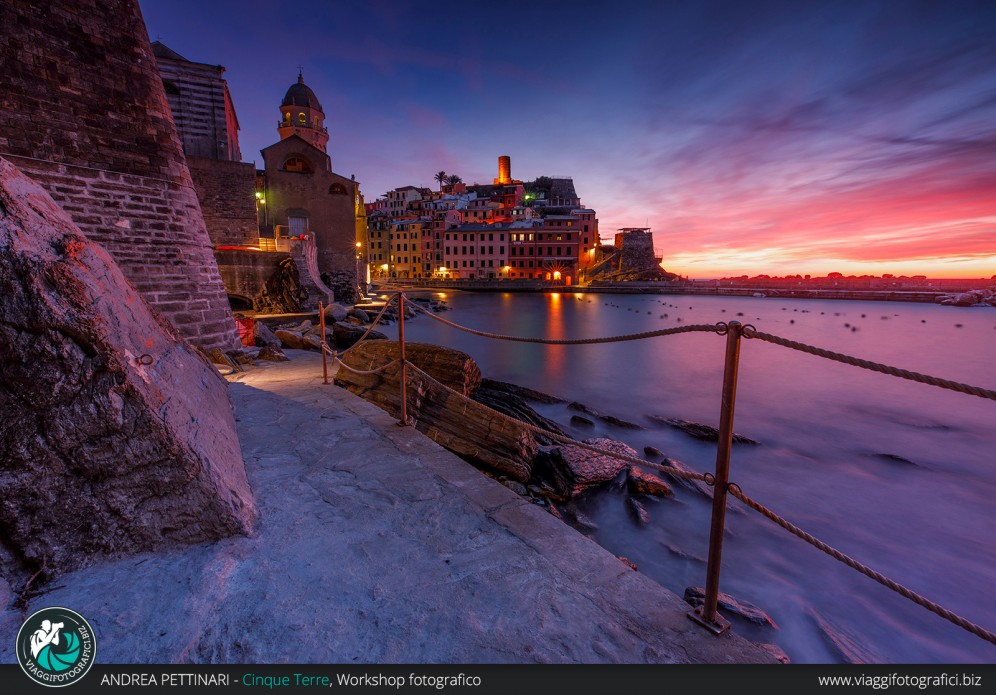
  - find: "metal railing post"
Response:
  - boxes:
[319,301,329,385]
[397,292,409,426]
[689,320,742,635]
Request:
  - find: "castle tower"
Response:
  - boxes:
[277,71,329,154]
[495,155,512,185]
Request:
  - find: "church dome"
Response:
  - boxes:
[281,73,323,112]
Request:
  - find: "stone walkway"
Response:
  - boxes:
[1,352,772,664]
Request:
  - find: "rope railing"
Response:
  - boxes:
[319,291,996,648]
[727,484,996,646]
[742,325,996,401]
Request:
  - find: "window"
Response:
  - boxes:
[298,112,306,124]
[288,215,308,236]
[282,156,313,173]
[328,183,348,195]
[499,246,505,254]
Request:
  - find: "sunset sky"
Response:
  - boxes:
[139,0,996,279]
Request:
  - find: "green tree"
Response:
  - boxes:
[446,174,462,186]
[434,171,448,191]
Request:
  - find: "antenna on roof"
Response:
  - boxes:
[297,64,304,82]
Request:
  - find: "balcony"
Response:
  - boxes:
[277,121,329,134]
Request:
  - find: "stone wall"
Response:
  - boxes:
[616,230,662,274]
[0,0,239,350]
[187,157,259,247]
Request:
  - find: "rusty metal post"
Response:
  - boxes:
[397,292,409,426]
[319,301,329,385]
[689,320,742,636]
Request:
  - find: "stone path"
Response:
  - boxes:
[1,352,772,664]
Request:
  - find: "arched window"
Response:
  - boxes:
[283,111,291,123]
[298,112,306,124]
[328,183,347,195]
[282,156,313,174]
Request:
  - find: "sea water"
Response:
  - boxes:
[398,291,996,664]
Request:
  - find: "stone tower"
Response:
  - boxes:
[277,72,330,154]
[0,0,239,350]
[495,155,512,185]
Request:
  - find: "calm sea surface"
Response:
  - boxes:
[395,291,995,664]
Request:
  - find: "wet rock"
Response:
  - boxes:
[473,382,569,441]
[627,466,674,497]
[0,158,255,577]
[571,415,595,427]
[275,329,305,350]
[567,402,643,429]
[534,438,637,497]
[644,445,663,458]
[684,587,777,628]
[331,322,388,350]
[256,346,289,362]
[663,543,706,564]
[546,503,563,520]
[648,416,758,445]
[627,497,650,526]
[482,379,564,404]
[872,453,919,467]
[810,610,881,664]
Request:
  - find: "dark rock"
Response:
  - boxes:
[482,379,565,404]
[648,416,758,445]
[331,322,389,349]
[684,587,777,628]
[254,321,281,348]
[571,415,595,427]
[663,543,706,564]
[627,497,650,526]
[207,347,242,372]
[302,334,323,351]
[501,479,528,496]
[534,438,637,497]
[872,453,919,467]
[349,307,371,323]
[256,346,289,362]
[323,302,349,322]
[568,402,643,429]
[472,383,569,441]
[335,342,533,481]
[546,503,563,520]
[0,158,255,577]
[627,466,674,497]
[228,349,255,366]
[644,445,663,458]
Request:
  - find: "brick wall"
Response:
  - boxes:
[0,0,239,350]
[187,157,259,247]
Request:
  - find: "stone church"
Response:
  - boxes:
[259,73,362,303]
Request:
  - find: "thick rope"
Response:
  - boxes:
[407,299,724,344]
[335,295,398,358]
[742,327,996,401]
[402,360,707,483]
[727,485,996,646]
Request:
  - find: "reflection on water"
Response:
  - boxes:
[401,291,996,664]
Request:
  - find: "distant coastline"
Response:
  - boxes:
[372,278,995,304]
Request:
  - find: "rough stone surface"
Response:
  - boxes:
[684,587,777,628]
[336,342,534,481]
[0,159,255,579]
[0,353,774,664]
[536,438,637,497]
[275,329,305,350]
[255,322,281,348]
[324,302,350,323]
[649,416,758,445]
[331,322,388,349]
[627,466,674,497]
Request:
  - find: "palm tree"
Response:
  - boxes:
[446,174,462,186]
[434,171,447,191]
